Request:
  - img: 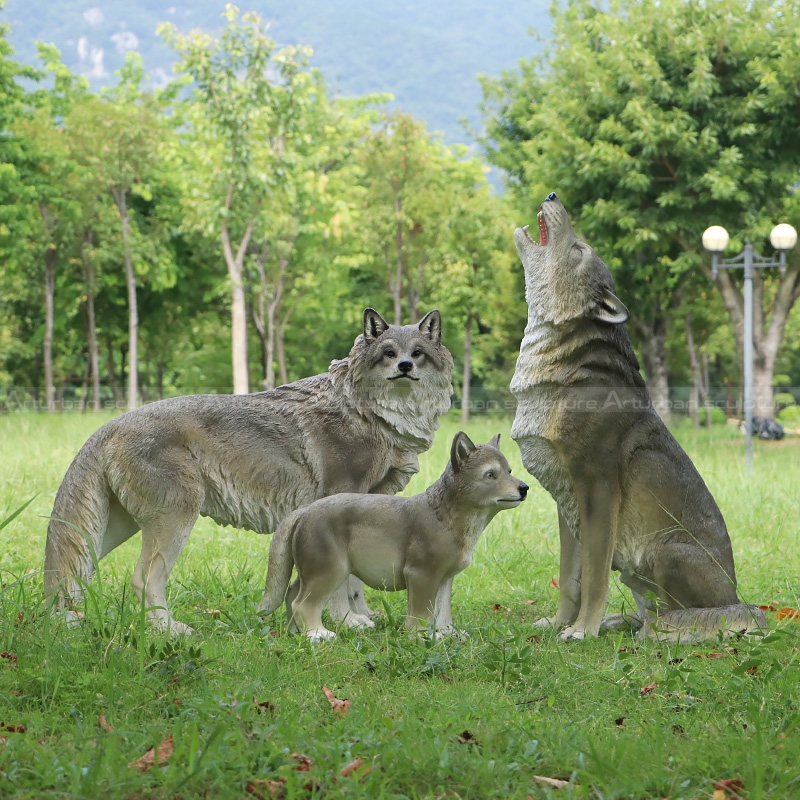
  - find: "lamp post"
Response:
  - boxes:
[702,223,798,471]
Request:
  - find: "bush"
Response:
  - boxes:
[778,404,800,425]
[774,392,797,410]
[705,406,728,425]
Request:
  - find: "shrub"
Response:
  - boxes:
[777,404,800,425]
[774,392,797,410]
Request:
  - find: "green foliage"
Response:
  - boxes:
[777,404,800,425]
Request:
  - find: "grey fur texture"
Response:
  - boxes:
[44,308,453,634]
[510,193,766,643]
[258,432,528,641]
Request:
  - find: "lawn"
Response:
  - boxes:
[1,410,799,799]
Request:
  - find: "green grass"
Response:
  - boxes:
[1,411,799,799]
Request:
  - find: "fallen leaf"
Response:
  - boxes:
[98,714,114,733]
[693,651,727,659]
[0,652,17,667]
[246,778,286,798]
[253,697,277,716]
[456,729,481,746]
[204,609,222,618]
[527,634,541,644]
[758,604,777,612]
[615,717,625,726]
[290,753,312,772]
[0,723,25,733]
[532,775,570,789]
[321,685,350,715]
[713,777,745,799]
[339,757,365,777]
[492,603,502,612]
[127,733,174,771]
[549,578,560,590]
[776,607,800,621]
[524,599,537,605]
[640,682,659,696]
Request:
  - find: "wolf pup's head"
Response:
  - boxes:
[514,193,629,327]
[339,308,454,442]
[449,432,529,510]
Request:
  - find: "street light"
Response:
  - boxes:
[702,223,798,471]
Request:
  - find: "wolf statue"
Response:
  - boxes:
[259,432,528,641]
[510,192,766,642]
[44,308,454,634]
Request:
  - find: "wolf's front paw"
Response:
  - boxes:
[307,629,337,643]
[559,625,587,641]
[343,613,376,630]
[166,620,194,636]
[533,616,559,629]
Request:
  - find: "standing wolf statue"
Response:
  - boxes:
[511,192,766,642]
[44,308,453,633]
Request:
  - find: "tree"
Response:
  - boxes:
[161,5,319,394]
[66,53,167,410]
[481,0,800,421]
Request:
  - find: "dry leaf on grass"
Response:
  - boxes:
[713,777,745,799]
[758,604,777,612]
[339,757,366,777]
[98,714,114,733]
[321,685,350,715]
[291,753,312,772]
[253,697,277,716]
[1,652,17,667]
[776,607,800,620]
[549,578,560,590]
[456,730,481,746]
[639,682,659,696]
[127,733,174,771]
[246,778,286,798]
[0,723,25,733]
[533,775,570,789]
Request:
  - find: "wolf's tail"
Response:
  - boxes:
[258,509,301,615]
[43,443,109,606]
[639,604,768,643]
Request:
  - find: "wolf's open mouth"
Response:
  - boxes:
[521,209,548,246]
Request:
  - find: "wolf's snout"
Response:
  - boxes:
[545,192,558,202]
[518,483,529,499]
[398,360,413,373]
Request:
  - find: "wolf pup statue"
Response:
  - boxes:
[510,192,766,643]
[45,309,454,634]
[258,432,528,641]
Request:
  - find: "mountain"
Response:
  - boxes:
[1,0,550,143]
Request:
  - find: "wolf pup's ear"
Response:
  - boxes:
[488,433,501,449]
[592,289,630,325]
[417,309,442,343]
[451,431,477,472]
[363,308,391,342]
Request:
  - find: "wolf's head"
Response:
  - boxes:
[449,432,529,510]
[333,309,454,443]
[513,193,629,327]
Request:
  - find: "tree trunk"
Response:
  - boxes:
[392,195,403,325]
[112,187,138,411]
[637,315,672,424]
[702,353,712,428]
[276,292,302,387]
[106,334,123,405]
[685,313,700,428]
[700,259,800,420]
[461,315,472,425]
[79,353,90,412]
[220,184,258,395]
[82,235,101,412]
[43,245,56,412]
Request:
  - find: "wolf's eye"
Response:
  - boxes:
[385,349,397,359]
[485,470,496,479]
[412,348,422,358]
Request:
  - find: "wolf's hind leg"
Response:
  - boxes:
[327,577,375,629]
[292,574,346,642]
[131,511,197,635]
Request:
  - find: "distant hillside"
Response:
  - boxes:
[1,0,549,144]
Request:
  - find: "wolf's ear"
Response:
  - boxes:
[417,309,442,343]
[488,433,501,449]
[592,289,629,325]
[363,308,391,342]
[451,431,476,472]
